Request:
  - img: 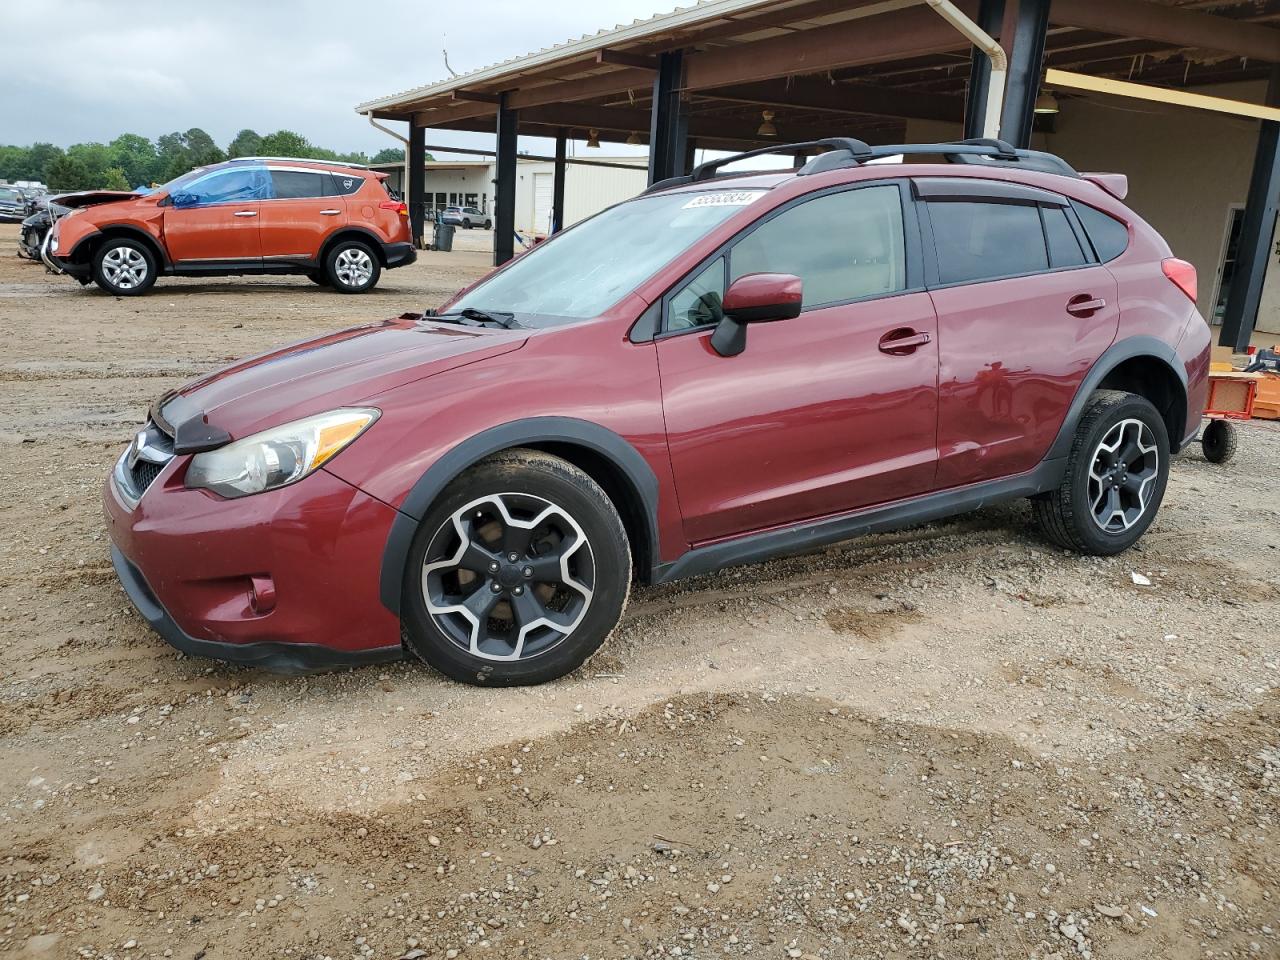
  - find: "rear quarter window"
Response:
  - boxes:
[1071,201,1130,262]
[329,172,365,196]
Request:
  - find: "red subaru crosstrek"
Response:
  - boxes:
[104,138,1211,684]
[45,158,414,295]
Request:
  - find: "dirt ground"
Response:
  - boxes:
[0,221,1277,960]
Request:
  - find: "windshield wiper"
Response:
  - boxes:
[438,307,521,329]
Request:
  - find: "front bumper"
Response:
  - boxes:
[383,241,417,269]
[104,455,405,674]
[40,228,92,279]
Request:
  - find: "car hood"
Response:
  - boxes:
[160,314,527,439]
[52,190,142,209]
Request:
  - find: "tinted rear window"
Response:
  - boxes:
[1042,206,1089,268]
[269,170,329,199]
[1071,201,1129,262]
[928,201,1048,284]
[330,172,365,195]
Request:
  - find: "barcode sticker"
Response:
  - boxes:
[682,191,766,209]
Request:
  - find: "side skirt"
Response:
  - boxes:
[652,459,1066,584]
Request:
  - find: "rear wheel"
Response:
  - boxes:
[1032,390,1169,555]
[324,239,380,293]
[402,450,631,686]
[484,219,492,230]
[92,238,157,296]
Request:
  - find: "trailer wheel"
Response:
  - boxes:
[1201,419,1238,464]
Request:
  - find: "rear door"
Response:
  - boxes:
[259,167,345,264]
[656,182,941,544]
[917,178,1120,487]
[162,165,268,264]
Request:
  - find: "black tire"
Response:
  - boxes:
[1201,419,1238,464]
[402,449,631,686]
[1032,389,1170,555]
[484,220,492,230]
[91,237,157,296]
[324,239,381,294]
[306,270,330,286]
[463,220,472,229]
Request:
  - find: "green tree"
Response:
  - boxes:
[22,143,65,182]
[102,166,131,191]
[227,128,262,158]
[258,129,312,158]
[46,155,91,191]
[183,127,224,166]
[370,146,405,164]
[67,142,112,186]
[108,133,159,186]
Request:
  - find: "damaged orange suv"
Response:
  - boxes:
[44,158,415,295]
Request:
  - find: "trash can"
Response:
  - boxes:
[433,222,455,252]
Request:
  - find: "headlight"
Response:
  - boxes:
[185,408,379,499]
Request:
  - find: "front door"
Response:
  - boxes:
[162,165,268,265]
[656,183,940,545]
[919,188,1120,487]
[259,168,344,264]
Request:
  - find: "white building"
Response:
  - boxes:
[372,155,647,235]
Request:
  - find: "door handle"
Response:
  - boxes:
[878,328,932,355]
[1066,295,1107,316]
[233,210,258,217]
[320,209,341,215]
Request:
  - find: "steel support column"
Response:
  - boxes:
[648,50,689,185]
[408,122,426,248]
[964,0,1006,140]
[1221,67,1280,350]
[999,0,1049,147]
[552,129,567,234]
[494,93,518,266]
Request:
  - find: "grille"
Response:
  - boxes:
[130,458,166,494]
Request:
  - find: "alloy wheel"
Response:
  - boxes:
[421,492,595,662]
[102,247,149,289]
[334,247,374,287]
[1087,417,1159,533]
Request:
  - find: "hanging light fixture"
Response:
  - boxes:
[1034,91,1060,115]
[757,110,778,137]
[586,128,601,148]
[626,130,642,145]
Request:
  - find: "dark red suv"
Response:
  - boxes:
[103,138,1211,685]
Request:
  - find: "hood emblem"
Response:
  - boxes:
[127,430,148,470]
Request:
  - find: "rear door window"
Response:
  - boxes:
[1042,205,1089,268]
[927,201,1048,284]
[269,170,330,199]
[1071,201,1130,262]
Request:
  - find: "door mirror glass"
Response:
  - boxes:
[710,272,803,358]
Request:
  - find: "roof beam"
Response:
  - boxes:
[699,77,963,123]
[1051,0,1280,62]
[451,89,501,104]
[596,48,660,70]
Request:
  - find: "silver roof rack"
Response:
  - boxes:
[226,157,370,170]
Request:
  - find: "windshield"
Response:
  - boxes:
[155,167,210,194]
[449,188,768,324]
[0,189,18,201]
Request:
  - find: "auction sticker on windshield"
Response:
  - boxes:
[682,191,767,209]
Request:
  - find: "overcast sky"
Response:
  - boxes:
[2,0,680,157]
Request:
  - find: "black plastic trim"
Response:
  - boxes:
[112,546,402,675]
[654,459,1065,584]
[378,417,661,615]
[1045,335,1191,457]
[382,241,417,269]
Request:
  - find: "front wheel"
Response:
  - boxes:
[92,238,157,296]
[483,220,492,230]
[324,240,380,293]
[1032,390,1170,555]
[402,450,631,686]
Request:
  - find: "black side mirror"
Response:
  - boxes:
[709,273,804,357]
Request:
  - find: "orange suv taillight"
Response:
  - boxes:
[1162,258,1197,303]
[380,201,409,217]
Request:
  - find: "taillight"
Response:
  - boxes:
[1162,258,1197,303]
[379,200,409,217]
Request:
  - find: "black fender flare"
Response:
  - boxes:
[73,224,170,268]
[320,226,390,265]
[378,417,661,616]
[1044,334,1189,461]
